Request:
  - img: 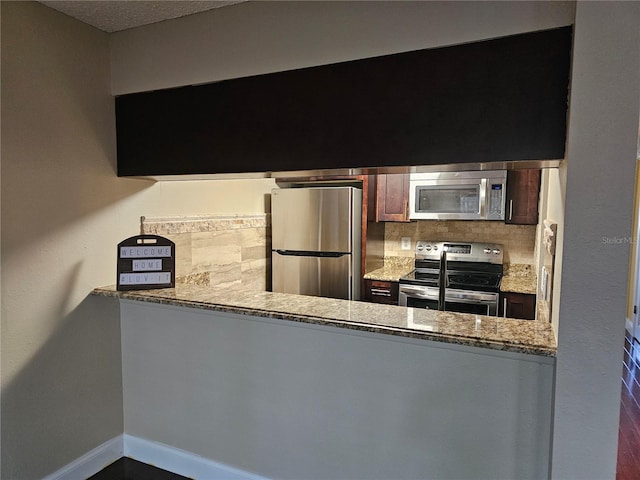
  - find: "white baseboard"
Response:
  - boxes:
[41,435,123,480]
[123,434,270,480]
[42,434,268,480]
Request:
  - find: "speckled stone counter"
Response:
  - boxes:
[366,260,539,296]
[363,265,413,282]
[500,263,537,294]
[363,256,414,282]
[92,284,556,356]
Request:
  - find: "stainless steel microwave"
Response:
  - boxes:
[409,171,507,220]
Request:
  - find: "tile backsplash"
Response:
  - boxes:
[141,214,270,290]
[384,220,536,265]
[139,215,535,291]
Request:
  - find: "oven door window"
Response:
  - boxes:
[407,298,494,315]
[406,297,439,310]
[444,300,495,316]
[416,185,480,214]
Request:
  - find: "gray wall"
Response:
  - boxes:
[2,1,639,478]
[552,2,640,477]
[0,2,274,478]
[111,1,575,95]
[121,300,554,480]
[109,2,640,477]
[1,4,123,478]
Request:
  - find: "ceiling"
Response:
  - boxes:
[38,1,245,33]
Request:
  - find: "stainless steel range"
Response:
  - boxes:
[398,241,503,316]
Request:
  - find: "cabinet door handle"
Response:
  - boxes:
[508,199,513,221]
[371,288,392,297]
[503,298,508,318]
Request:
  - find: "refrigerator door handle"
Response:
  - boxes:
[274,250,347,258]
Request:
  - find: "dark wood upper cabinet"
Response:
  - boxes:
[376,174,410,222]
[506,169,541,225]
[116,27,572,177]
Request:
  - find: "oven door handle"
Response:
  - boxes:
[445,296,496,305]
[445,289,498,303]
[399,286,440,300]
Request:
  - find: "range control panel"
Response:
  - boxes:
[415,241,503,264]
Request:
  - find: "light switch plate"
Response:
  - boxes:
[401,237,412,250]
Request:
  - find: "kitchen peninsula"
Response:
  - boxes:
[93,283,555,356]
[92,281,555,479]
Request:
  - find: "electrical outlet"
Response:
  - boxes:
[401,237,412,250]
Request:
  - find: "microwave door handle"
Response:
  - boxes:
[479,178,487,219]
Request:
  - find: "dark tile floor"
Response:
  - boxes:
[617,332,640,480]
[87,457,190,480]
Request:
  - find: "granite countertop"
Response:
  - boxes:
[501,264,537,294]
[92,284,556,357]
[363,265,413,282]
[364,257,414,282]
[366,260,539,297]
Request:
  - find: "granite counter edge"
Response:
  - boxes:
[92,287,555,357]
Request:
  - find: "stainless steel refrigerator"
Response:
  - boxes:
[271,186,362,300]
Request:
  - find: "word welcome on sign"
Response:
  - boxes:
[117,235,175,291]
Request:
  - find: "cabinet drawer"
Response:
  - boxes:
[364,279,399,305]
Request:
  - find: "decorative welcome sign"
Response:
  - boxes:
[117,235,175,291]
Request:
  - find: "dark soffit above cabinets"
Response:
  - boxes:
[115,26,572,179]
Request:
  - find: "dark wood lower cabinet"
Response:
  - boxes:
[500,292,536,320]
[364,279,399,305]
